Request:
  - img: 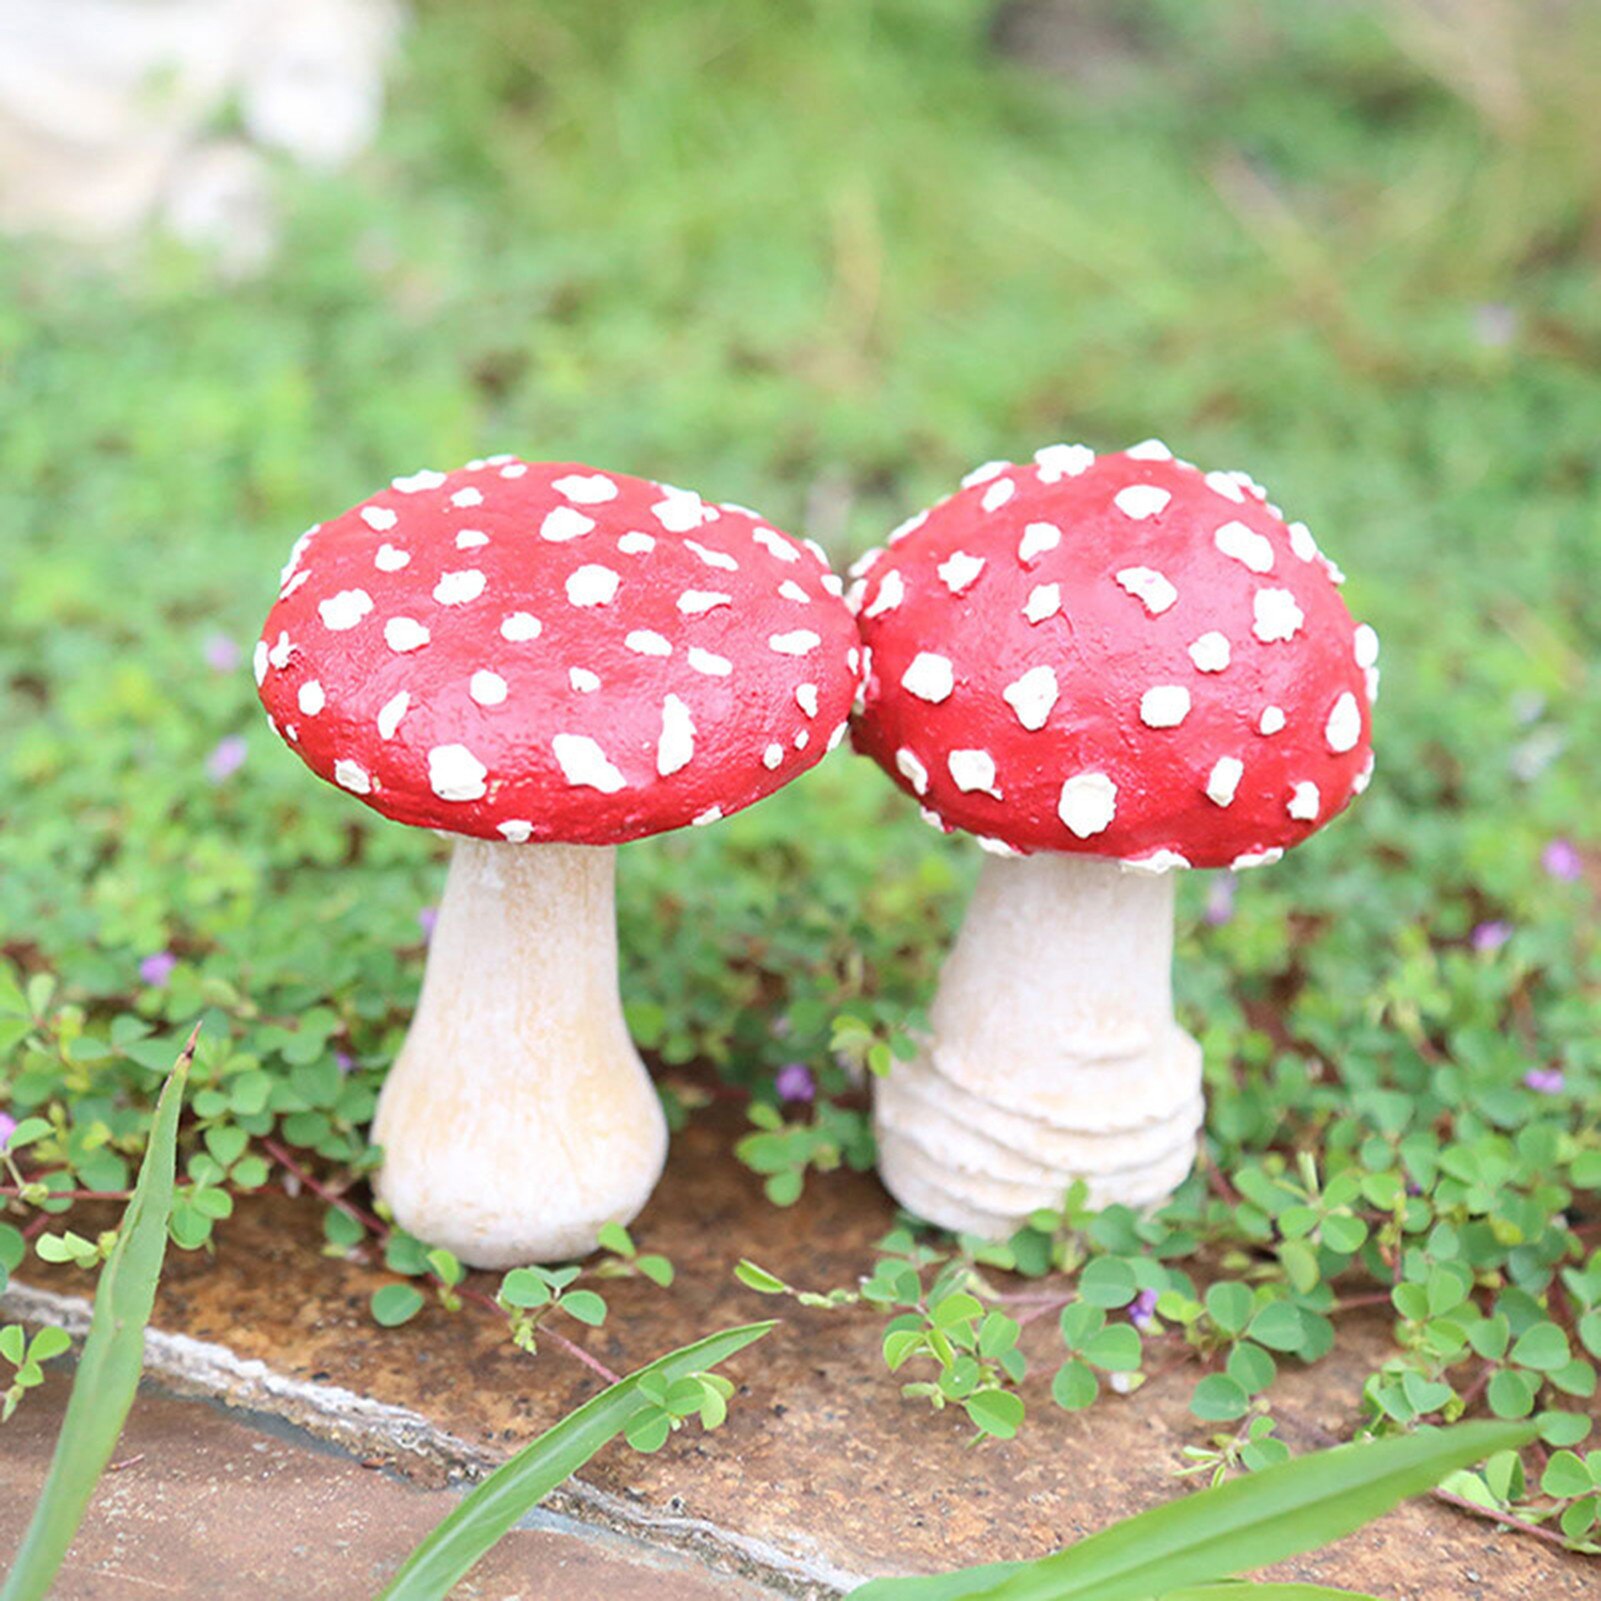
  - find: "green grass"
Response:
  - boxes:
[0,0,1598,1510]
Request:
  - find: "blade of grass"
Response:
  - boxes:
[852,1420,1536,1601]
[379,1320,775,1601]
[0,1025,196,1601]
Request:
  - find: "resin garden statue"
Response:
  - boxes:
[850,441,1379,1236]
[256,458,860,1265]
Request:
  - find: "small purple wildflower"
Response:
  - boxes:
[205,734,249,783]
[1128,1288,1159,1331]
[1524,1067,1565,1096]
[775,1062,815,1104]
[1203,876,1236,927]
[1542,839,1583,882]
[0,1111,16,1153]
[417,906,438,939]
[1470,920,1512,953]
[334,1050,355,1075]
[139,951,177,987]
[202,632,241,673]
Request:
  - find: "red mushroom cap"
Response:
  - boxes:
[256,458,860,844]
[850,443,1377,869]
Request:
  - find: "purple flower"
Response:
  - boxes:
[1524,1067,1565,1096]
[1470,920,1512,953]
[0,1111,16,1153]
[775,1062,815,1103]
[335,1050,355,1074]
[1128,1288,1159,1331]
[1203,877,1236,927]
[1542,839,1583,882]
[139,951,177,987]
[205,734,248,782]
[417,906,438,940]
[202,632,241,673]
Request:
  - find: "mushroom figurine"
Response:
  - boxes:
[256,458,859,1265]
[850,442,1377,1237]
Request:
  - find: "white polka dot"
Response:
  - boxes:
[280,570,311,598]
[1214,520,1275,574]
[1115,567,1177,615]
[1365,666,1381,704]
[455,529,489,549]
[752,527,801,562]
[657,694,696,776]
[1188,632,1231,672]
[1024,583,1061,624]
[268,631,293,668]
[692,805,723,826]
[901,652,955,702]
[297,680,325,716]
[1124,849,1189,873]
[552,734,624,792]
[886,510,927,544]
[1140,686,1191,728]
[762,744,784,770]
[625,630,673,657]
[1259,705,1286,735]
[541,506,595,542]
[1204,471,1246,504]
[568,667,600,693]
[499,463,528,479]
[434,570,486,606]
[687,647,731,676]
[865,569,904,618]
[618,531,656,555]
[948,749,1000,797]
[1018,522,1061,565]
[360,506,397,532]
[500,612,541,642]
[1253,589,1304,643]
[553,473,618,504]
[450,487,483,509]
[827,721,848,751]
[976,836,1021,858]
[981,477,1016,512]
[685,538,739,572]
[1002,665,1058,731]
[1288,781,1321,822]
[769,630,821,656]
[1232,847,1284,870]
[1354,623,1380,669]
[779,579,811,604]
[375,543,410,571]
[377,691,409,739]
[679,590,732,615]
[1288,522,1319,562]
[428,744,488,801]
[566,565,620,607]
[1207,756,1243,807]
[793,729,810,750]
[392,469,445,494]
[1125,438,1173,461]
[253,640,269,685]
[498,820,532,842]
[938,551,986,594]
[896,747,930,794]
[1114,484,1171,520]
[1058,772,1117,838]
[384,616,430,653]
[334,759,372,795]
[796,683,819,717]
[470,670,508,706]
[319,589,374,631]
[1325,691,1362,753]
[1034,443,1095,482]
[961,459,1009,487]
[821,573,843,598]
[652,490,710,533]
[1353,752,1376,794]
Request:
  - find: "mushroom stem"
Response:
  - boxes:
[373,839,667,1267]
[874,852,1202,1237]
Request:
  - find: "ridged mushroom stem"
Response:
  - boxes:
[874,852,1203,1237]
[373,838,667,1267]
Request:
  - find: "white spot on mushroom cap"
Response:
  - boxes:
[1140,685,1191,728]
[961,459,1009,488]
[541,506,595,542]
[434,570,487,606]
[679,590,732,615]
[763,743,785,770]
[796,683,819,717]
[319,589,374,631]
[375,543,410,571]
[976,836,1022,858]
[377,691,409,739]
[1124,848,1189,873]
[1115,567,1177,615]
[568,667,600,693]
[652,489,711,533]
[1353,751,1376,794]
[553,733,624,792]
[626,630,672,657]
[901,652,955,703]
[1259,705,1286,736]
[501,612,541,642]
[1018,522,1061,565]
[456,529,489,549]
[618,531,656,555]
[865,569,904,618]
[280,570,312,599]
[1003,665,1058,731]
[1189,632,1231,672]
[938,551,986,594]
[498,820,533,842]
[752,527,801,562]
[1365,666,1381,704]
[297,680,325,716]
[268,631,293,668]
[1215,520,1275,574]
[470,670,508,706]
[384,616,430,653]
[657,694,696,776]
[895,747,929,794]
[980,477,1016,513]
[1354,623,1380,669]
[429,744,488,801]
[1125,438,1173,461]
[1288,781,1321,822]
[450,487,484,509]
[687,647,731,676]
[1204,470,1247,504]
[500,463,528,479]
[1232,846,1284,870]
[1034,443,1095,482]
[392,469,446,493]
[693,805,722,825]
[1253,588,1304,643]
[1288,521,1319,562]
[1325,691,1362,753]
[685,537,738,572]
[887,510,927,545]
[334,759,372,794]
[1113,484,1171,520]
[769,630,821,656]
[252,640,268,685]
[949,749,1000,797]
[779,579,811,604]
[1024,583,1061,624]
[820,573,844,598]
[553,473,618,504]
[360,505,398,532]
[566,565,620,607]
[1059,771,1117,838]
[1207,756,1244,807]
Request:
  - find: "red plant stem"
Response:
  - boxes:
[0,1187,132,1201]
[1331,1290,1395,1313]
[1431,1489,1572,1549]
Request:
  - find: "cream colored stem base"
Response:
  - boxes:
[372,840,667,1267]
[875,853,1202,1238]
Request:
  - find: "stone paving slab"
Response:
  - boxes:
[9,1097,1597,1597]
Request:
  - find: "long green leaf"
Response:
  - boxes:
[1160,1587,1382,1600]
[0,1028,195,1601]
[853,1420,1535,1601]
[380,1320,775,1601]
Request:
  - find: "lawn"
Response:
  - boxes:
[1,0,1599,1547]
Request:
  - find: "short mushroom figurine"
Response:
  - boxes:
[851,442,1377,1236]
[257,458,859,1265]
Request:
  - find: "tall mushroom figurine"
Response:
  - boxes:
[256,458,859,1265]
[851,442,1377,1237]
